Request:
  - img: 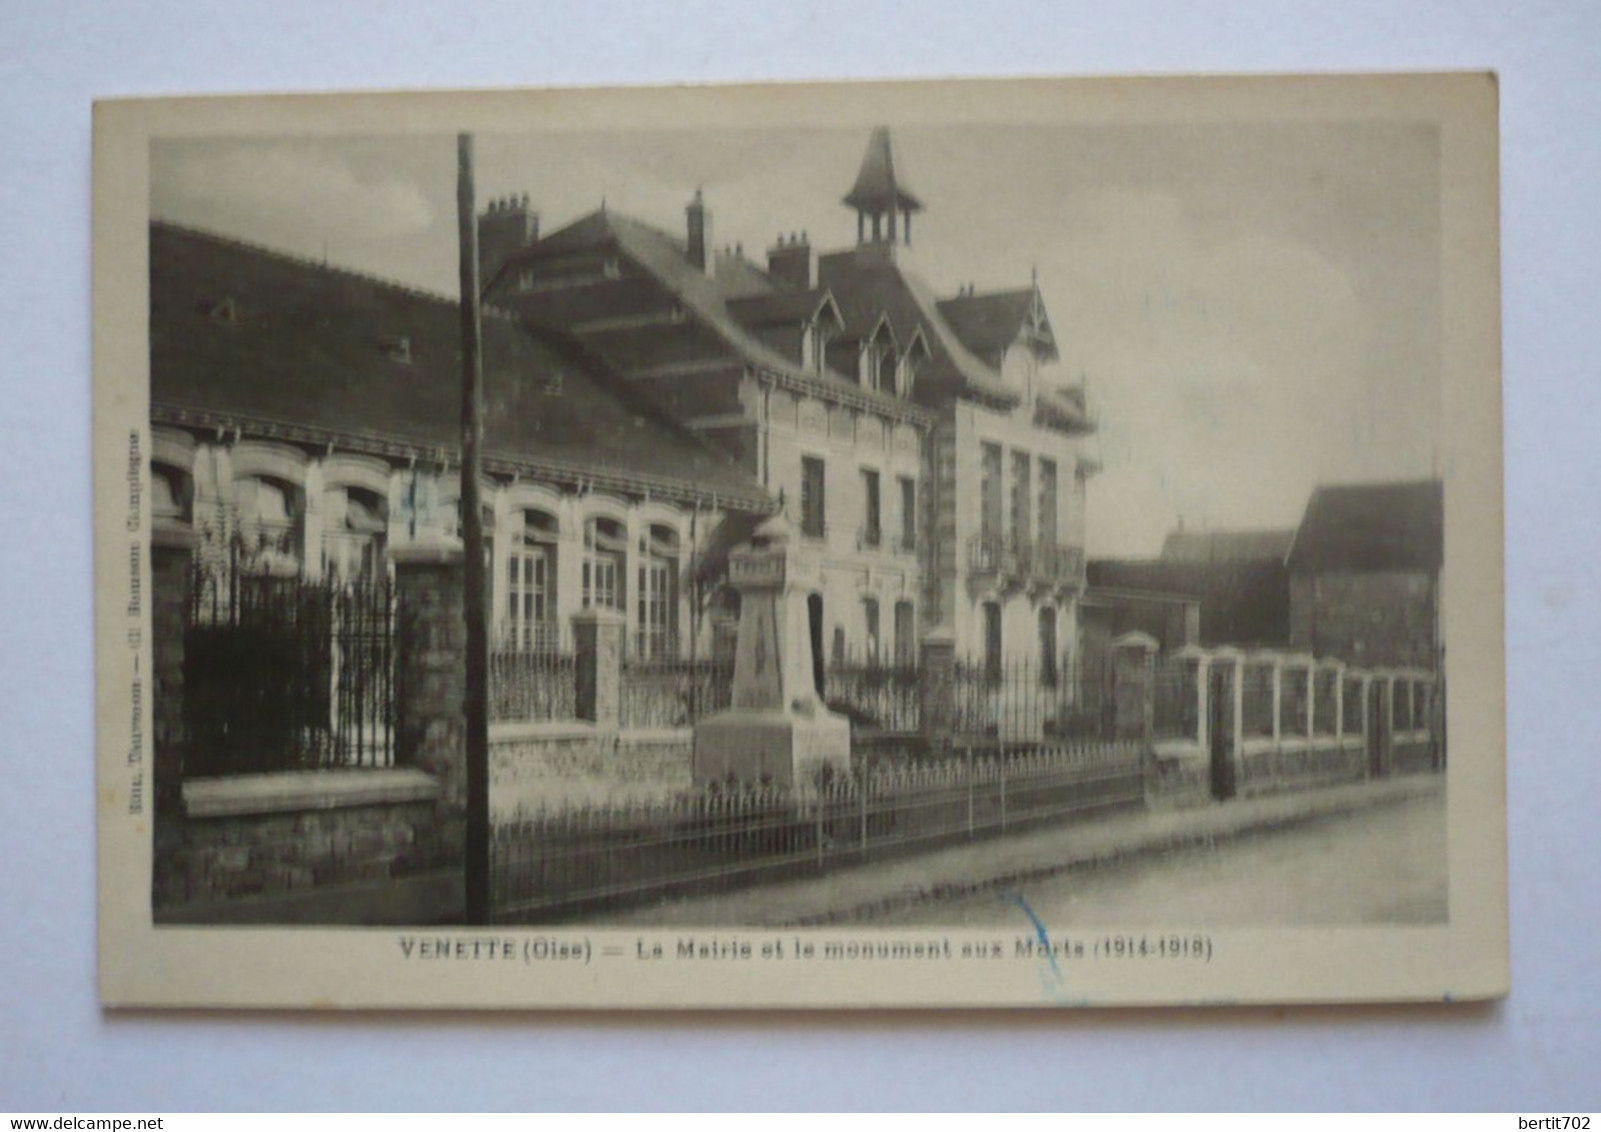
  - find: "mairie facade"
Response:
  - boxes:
[481,127,1099,675]
[150,127,1100,674]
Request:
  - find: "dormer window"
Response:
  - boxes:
[207,297,238,325]
[877,347,898,396]
[385,336,413,364]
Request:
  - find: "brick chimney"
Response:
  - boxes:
[477,194,539,293]
[767,231,812,290]
[686,188,714,276]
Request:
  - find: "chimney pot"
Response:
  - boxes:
[686,188,714,275]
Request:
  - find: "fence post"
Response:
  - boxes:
[1111,632,1158,743]
[572,606,625,728]
[999,756,1008,832]
[816,783,826,870]
[858,762,869,854]
[965,745,975,837]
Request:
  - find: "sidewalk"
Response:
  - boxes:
[591,772,1445,927]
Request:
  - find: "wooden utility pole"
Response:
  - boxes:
[457,133,491,924]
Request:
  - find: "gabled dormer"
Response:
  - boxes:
[725,288,844,377]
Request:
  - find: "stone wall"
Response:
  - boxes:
[490,723,693,816]
[153,770,455,924]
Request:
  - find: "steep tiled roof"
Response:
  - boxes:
[149,222,770,511]
[937,288,1040,363]
[497,210,923,418]
[1161,528,1298,564]
[1286,480,1444,573]
[725,288,839,328]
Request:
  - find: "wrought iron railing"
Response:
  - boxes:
[491,740,1145,922]
[619,656,734,729]
[489,648,577,724]
[184,566,395,775]
[824,651,921,733]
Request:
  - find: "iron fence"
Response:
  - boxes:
[491,739,1145,922]
[950,654,1117,741]
[184,565,395,775]
[490,647,577,724]
[1153,658,1200,741]
[824,649,921,733]
[619,655,734,729]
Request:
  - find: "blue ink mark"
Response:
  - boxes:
[1009,893,1059,977]
[1004,891,1074,1003]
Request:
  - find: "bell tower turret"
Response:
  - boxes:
[843,126,923,246]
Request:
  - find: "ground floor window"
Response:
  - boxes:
[635,524,680,659]
[507,508,559,652]
[582,516,626,612]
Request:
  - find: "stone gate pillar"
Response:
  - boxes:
[391,540,468,866]
[572,606,625,727]
[1111,631,1158,742]
[919,627,957,751]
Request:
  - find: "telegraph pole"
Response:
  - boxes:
[457,133,491,924]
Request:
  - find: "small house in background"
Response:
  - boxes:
[1286,479,1444,669]
[1086,525,1294,652]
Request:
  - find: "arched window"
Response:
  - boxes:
[582,515,626,612]
[635,523,680,659]
[323,486,388,582]
[508,509,559,652]
[151,463,191,523]
[233,474,302,572]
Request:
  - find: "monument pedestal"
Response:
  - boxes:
[693,514,851,791]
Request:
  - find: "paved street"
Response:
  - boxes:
[872,785,1446,927]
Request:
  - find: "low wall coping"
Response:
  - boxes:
[489,720,597,744]
[182,768,440,819]
[488,721,693,745]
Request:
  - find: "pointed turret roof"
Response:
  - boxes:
[842,127,923,213]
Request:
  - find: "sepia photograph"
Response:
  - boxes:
[94,74,1506,1008]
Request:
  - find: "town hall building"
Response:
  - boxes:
[481,127,1099,678]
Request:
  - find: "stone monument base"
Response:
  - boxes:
[693,706,851,791]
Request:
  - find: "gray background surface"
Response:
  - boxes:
[1,0,1595,1111]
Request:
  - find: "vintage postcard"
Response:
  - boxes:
[94,74,1506,1009]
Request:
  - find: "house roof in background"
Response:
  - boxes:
[1161,528,1298,563]
[149,221,771,511]
[1286,479,1445,572]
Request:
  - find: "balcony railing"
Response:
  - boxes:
[967,533,1084,589]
